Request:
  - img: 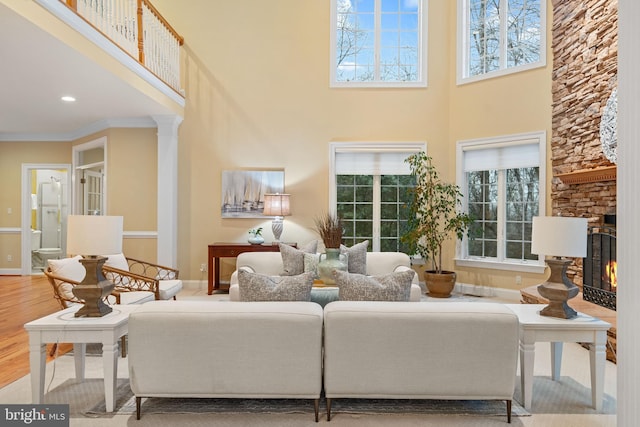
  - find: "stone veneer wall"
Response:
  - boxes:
[551,0,618,285]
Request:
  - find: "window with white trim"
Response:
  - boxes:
[457,0,545,84]
[330,143,424,251]
[456,132,546,272]
[331,0,427,87]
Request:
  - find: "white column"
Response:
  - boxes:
[153,115,183,267]
[617,1,640,425]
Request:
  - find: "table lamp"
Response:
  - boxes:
[262,193,290,242]
[66,215,123,317]
[531,216,588,319]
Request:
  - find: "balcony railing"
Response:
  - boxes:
[60,0,184,95]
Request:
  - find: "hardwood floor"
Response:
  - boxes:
[0,275,71,388]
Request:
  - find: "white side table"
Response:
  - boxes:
[24,304,139,412]
[505,304,611,411]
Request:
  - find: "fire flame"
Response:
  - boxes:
[605,261,617,289]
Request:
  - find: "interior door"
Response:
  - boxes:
[83,169,103,215]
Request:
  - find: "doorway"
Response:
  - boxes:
[21,164,71,274]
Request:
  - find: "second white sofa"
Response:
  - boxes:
[229,251,422,304]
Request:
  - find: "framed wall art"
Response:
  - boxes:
[221,170,285,218]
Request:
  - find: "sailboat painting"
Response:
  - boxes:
[221,170,285,218]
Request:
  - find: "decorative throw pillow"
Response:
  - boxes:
[238,270,314,301]
[103,253,129,271]
[340,240,369,274]
[279,240,318,276]
[334,269,414,301]
[303,253,321,279]
[48,256,85,301]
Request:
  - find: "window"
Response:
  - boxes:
[331,0,427,87]
[457,0,545,84]
[456,132,546,272]
[330,142,425,251]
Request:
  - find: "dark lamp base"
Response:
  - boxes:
[537,258,580,319]
[72,255,115,317]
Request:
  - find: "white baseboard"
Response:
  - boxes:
[455,282,521,302]
[0,268,23,275]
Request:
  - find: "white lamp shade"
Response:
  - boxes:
[66,215,123,256]
[263,193,291,217]
[531,216,588,258]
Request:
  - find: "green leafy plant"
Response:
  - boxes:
[401,152,473,274]
[314,213,343,249]
[248,227,263,237]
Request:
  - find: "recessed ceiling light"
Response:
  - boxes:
[61,96,76,102]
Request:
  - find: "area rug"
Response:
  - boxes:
[85,382,529,418]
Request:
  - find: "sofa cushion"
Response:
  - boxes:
[340,240,369,274]
[238,270,314,301]
[334,270,413,301]
[279,241,318,276]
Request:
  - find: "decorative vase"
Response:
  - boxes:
[424,270,456,298]
[317,248,348,285]
[248,235,264,245]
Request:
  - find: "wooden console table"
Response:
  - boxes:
[207,243,296,294]
[520,285,617,363]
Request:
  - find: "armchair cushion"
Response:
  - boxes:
[158,279,183,300]
[48,256,85,283]
[104,253,129,271]
[279,241,318,276]
[340,240,369,274]
[334,270,414,302]
[238,270,314,302]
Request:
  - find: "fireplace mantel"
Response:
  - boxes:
[556,165,617,185]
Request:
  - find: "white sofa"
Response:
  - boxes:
[322,301,519,422]
[127,300,324,420]
[229,251,422,304]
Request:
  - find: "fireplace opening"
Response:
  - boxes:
[583,215,617,310]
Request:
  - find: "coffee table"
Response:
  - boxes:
[24,304,139,412]
[505,304,611,411]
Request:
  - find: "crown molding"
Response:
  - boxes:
[0,117,158,142]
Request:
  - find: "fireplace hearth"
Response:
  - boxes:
[583,218,616,310]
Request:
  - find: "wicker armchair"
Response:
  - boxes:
[101,255,182,301]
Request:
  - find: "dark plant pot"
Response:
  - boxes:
[423,270,456,298]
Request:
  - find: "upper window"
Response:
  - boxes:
[455,132,546,273]
[331,0,427,88]
[329,142,425,251]
[457,0,546,84]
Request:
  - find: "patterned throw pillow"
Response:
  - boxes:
[238,270,314,301]
[334,269,414,301]
[279,241,319,276]
[303,253,321,279]
[340,240,369,274]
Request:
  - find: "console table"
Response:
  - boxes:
[207,242,296,294]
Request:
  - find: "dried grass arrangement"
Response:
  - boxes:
[315,213,344,249]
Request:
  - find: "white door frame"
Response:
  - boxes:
[21,163,71,275]
[72,136,107,215]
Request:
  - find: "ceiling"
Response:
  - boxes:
[0,3,176,140]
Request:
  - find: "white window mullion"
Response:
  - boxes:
[499,0,508,70]
[374,0,381,82]
[496,169,507,261]
[372,175,382,251]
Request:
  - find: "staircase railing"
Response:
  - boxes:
[60,0,183,95]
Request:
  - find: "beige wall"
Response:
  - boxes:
[151,0,553,286]
[2,1,554,290]
[0,141,71,268]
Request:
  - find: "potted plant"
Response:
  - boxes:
[247,227,264,245]
[314,213,347,284]
[401,152,473,297]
